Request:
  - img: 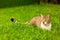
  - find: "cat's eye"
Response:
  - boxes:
[43,22,45,24]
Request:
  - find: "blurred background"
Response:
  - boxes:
[0,0,60,8]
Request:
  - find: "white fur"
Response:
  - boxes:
[44,22,47,24]
[40,22,51,30]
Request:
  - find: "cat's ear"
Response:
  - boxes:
[47,14,50,18]
[41,14,43,19]
[41,14,43,17]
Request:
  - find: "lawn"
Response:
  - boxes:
[0,4,60,40]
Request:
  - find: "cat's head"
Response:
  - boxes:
[41,14,50,25]
[40,14,51,30]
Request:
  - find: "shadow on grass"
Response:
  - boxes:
[0,0,40,8]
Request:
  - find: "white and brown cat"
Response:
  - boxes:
[25,14,51,31]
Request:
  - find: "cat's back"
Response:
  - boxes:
[31,16,42,22]
[33,16,41,19]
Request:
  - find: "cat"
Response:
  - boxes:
[25,14,51,31]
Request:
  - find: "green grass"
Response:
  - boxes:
[0,4,60,40]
